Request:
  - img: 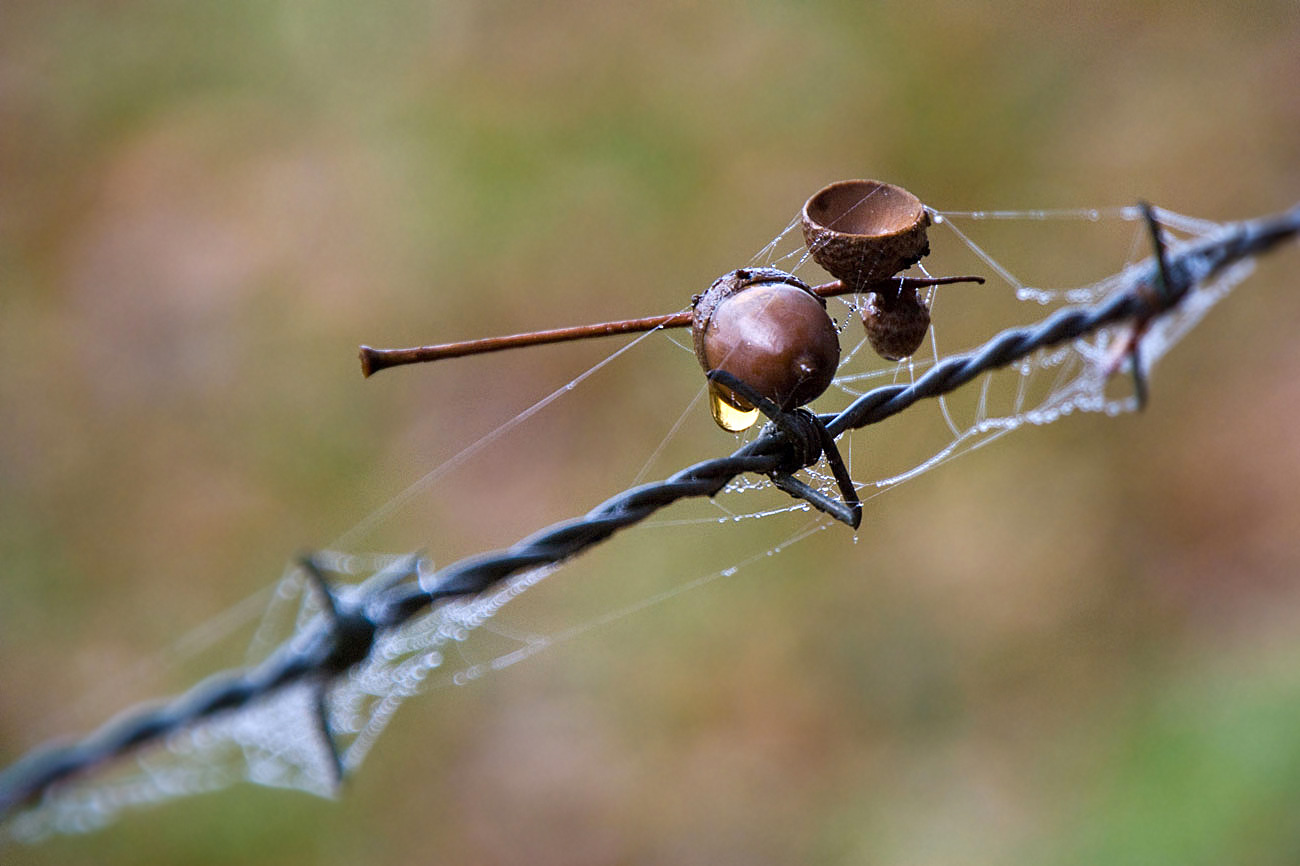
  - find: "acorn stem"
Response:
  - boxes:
[358,274,984,376]
[810,273,984,301]
[359,312,692,376]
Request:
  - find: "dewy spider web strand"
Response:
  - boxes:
[1,201,1297,838]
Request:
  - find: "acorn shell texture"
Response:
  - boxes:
[692,268,840,411]
[801,179,932,287]
[862,287,931,360]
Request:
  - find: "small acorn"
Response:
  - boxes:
[692,267,841,431]
[802,179,934,359]
[860,285,931,360]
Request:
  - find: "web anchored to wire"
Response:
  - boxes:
[2,194,1297,845]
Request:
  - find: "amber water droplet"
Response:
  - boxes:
[707,381,760,432]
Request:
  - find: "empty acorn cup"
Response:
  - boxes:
[801,179,931,287]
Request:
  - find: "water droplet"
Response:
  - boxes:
[707,381,760,432]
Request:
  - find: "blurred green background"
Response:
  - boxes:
[3,1,1299,863]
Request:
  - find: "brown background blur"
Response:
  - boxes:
[3,2,1299,864]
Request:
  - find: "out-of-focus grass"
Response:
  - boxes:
[2,1,1299,864]
[1054,653,1300,866]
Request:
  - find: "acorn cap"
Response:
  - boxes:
[801,179,931,288]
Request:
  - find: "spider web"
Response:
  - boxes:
[0,200,1263,845]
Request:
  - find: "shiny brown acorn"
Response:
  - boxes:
[691,267,840,431]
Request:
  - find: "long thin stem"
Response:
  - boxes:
[359,312,692,375]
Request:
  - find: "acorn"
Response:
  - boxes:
[692,267,841,431]
[802,179,934,359]
[859,286,931,360]
[359,181,981,418]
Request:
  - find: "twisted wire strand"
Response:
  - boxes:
[2,202,1297,825]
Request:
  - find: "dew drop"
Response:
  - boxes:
[707,381,760,432]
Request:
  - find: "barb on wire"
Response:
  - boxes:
[2,201,1298,828]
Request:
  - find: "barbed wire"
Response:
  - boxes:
[2,201,1297,825]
